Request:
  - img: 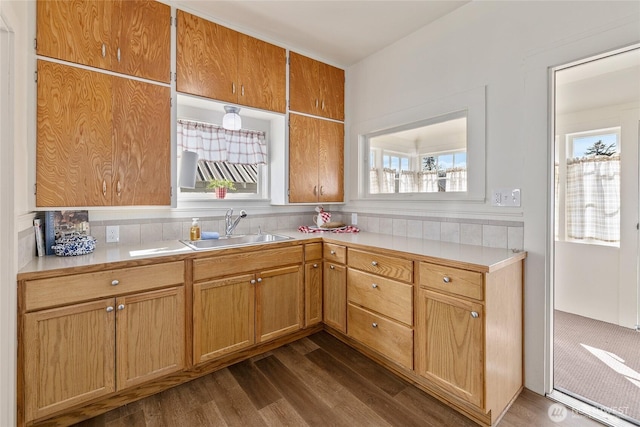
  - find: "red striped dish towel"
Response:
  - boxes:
[298,225,360,233]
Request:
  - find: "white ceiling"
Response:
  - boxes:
[169,0,470,67]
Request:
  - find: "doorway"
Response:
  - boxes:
[552,46,640,425]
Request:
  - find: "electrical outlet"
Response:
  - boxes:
[491,188,521,207]
[106,226,120,243]
[351,213,358,225]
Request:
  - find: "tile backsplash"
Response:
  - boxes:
[18,210,524,268]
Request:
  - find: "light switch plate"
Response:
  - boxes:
[491,188,521,207]
[106,226,120,243]
[351,213,358,225]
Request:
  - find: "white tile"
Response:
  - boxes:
[508,226,524,251]
[392,219,408,237]
[407,220,423,239]
[119,224,141,246]
[276,215,290,230]
[379,217,393,235]
[92,225,106,247]
[423,221,441,241]
[460,223,482,246]
[141,223,163,244]
[162,222,182,241]
[483,225,508,248]
[441,222,460,243]
[367,217,380,233]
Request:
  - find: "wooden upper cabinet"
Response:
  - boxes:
[37,60,112,207]
[238,33,287,113]
[36,0,170,83]
[37,60,170,207]
[176,10,238,104]
[289,113,344,203]
[177,10,286,113]
[112,0,171,83]
[290,51,344,121]
[112,78,171,205]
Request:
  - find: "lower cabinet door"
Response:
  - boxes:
[115,287,185,389]
[416,289,484,408]
[305,261,323,326]
[323,263,347,333]
[256,265,304,342]
[193,274,255,364]
[24,299,116,422]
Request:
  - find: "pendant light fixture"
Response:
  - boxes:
[222,106,242,131]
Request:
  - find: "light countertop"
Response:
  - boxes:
[18,230,525,279]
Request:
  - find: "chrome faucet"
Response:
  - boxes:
[225,208,247,236]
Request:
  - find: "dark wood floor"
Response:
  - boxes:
[75,332,603,427]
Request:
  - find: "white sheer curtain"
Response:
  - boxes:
[370,168,380,194]
[445,167,467,192]
[399,171,418,193]
[381,168,396,193]
[418,171,438,193]
[566,156,620,243]
[177,119,266,164]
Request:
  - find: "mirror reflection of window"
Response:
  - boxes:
[367,111,467,194]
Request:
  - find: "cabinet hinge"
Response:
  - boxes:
[173,15,177,28]
[34,70,38,83]
[170,97,173,107]
[170,187,173,197]
[33,38,37,50]
[34,183,37,195]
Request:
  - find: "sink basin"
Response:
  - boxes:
[180,233,293,251]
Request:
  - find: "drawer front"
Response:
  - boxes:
[25,261,185,311]
[347,303,413,369]
[347,269,413,325]
[348,248,413,283]
[419,262,483,300]
[193,246,303,282]
[324,243,346,264]
[305,242,323,261]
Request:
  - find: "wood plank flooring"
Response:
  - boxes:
[74,332,604,427]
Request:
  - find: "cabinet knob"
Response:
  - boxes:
[232,82,236,94]
[106,306,114,312]
[330,265,335,270]
[116,180,122,197]
[371,261,378,267]
[313,263,318,268]
[330,250,336,255]
[442,276,451,283]
[101,43,106,58]
[250,279,256,284]
[315,99,319,108]
[102,180,107,197]
[372,322,378,328]
[371,283,378,289]
[320,186,324,195]
[470,311,479,318]
[257,277,262,283]
[321,100,325,111]
[313,185,318,195]
[117,304,125,311]
[241,85,245,96]
[117,47,121,63]
[111,279,119,286]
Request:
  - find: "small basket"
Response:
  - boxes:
[52,233,97,257]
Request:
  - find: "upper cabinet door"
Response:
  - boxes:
[176,10,238,104]
[318,119,344,202]
[289,52,345,121]
[238,33,286,113]
[112,76,171,206]
[37,0,113,70]
[36,60,112,207]
[112,0,171,83]
[289,52,320,116]
[319,61,345,122]
[289,113,320,203]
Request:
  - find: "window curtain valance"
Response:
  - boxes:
[177,119,267,164]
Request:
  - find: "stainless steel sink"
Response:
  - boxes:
[180,233,293,251]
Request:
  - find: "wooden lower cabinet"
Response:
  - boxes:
[256,265,304,342]
[193,274,255,363]
[23,287,185,422]
[323,262,346,333]
[305,261,323,326]
[415,289,484,407]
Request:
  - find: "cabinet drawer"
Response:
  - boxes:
[305,242,323,261]
[347,303,413,369]
[347,269,412,325]
[324,243,346,264]
[348,248,413,283]
[419,262,483,300]
[193,246,303,282]
[25,262,184,311]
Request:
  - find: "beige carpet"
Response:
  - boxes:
[554,310,640,424]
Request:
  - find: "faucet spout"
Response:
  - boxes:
[225,209,247,236]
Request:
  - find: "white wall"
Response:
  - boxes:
[345,1,640,394]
